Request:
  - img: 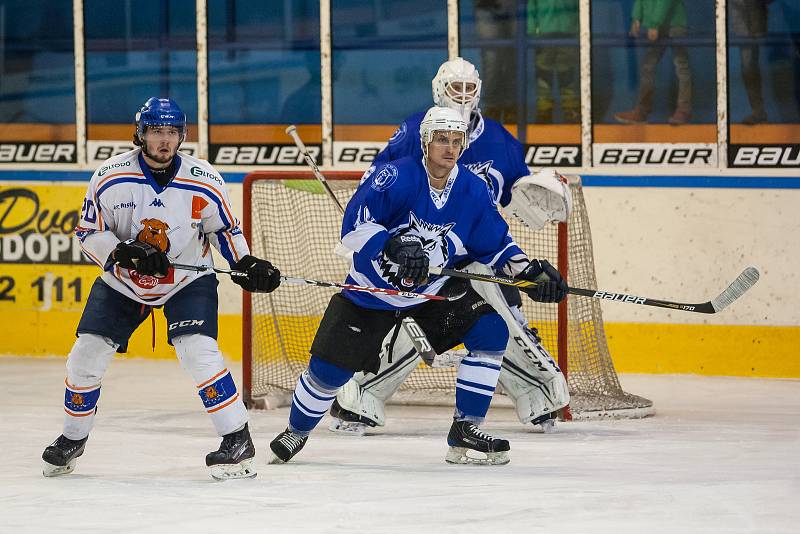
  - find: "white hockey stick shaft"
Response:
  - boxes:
[285,124,345,215]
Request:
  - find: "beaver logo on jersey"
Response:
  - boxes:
[379,212,454,288]
[136,218,171,253]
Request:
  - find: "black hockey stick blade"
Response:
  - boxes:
[171,263,464,301]
[429,265,760,314]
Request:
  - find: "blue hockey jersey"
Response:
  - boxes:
[371,111,530,208]
[341,156,525,310]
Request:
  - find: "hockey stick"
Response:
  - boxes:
[428,265,760,314]
[286,124,345,215]
[171,263,462,302]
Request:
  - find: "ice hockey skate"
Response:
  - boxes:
[269,428,308,464]
[445,420,510,465]
[532,412,558,434]
[205,423,257,480]
[327,399,377,436]
[42,435,88,477]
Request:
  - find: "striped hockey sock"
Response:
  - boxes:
[289,356,353,434]
[454,350,504,425]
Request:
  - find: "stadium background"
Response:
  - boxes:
[0,0,797,377]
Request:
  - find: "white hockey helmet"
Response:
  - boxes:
[419,106,470,156]
[432,57,482,124]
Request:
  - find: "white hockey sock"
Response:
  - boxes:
[62,334,117,440]
[175,334,247,436]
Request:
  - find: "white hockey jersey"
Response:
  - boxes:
[74,149,250,306]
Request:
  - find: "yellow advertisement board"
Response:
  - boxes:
[0,183,246,359]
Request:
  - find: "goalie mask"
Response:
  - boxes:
[508,168,573,231]
[432,57,482,124]
[419,106,469,160]
[133,97,187,149]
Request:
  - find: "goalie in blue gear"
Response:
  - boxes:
[330,58,573,435]
[268,106,568,466]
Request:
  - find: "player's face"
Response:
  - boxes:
[426,130,464,178]
[445,81,478,105]
[142,126,181,166]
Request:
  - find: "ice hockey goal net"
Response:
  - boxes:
[242,170,653,419]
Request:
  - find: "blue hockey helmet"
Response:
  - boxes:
[134,97,186,146]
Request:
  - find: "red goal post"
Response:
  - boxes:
[242,170,653,420]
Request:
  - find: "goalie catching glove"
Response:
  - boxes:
[516,259,568,303]
[383,234,429,286]
[108,239,169,277]
[232,255,281,293]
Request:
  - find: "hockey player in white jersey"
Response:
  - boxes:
[41,97,281,480]
[268,106,568,466]
[330,57,573,434]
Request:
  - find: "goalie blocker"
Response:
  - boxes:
[331,262,570,434]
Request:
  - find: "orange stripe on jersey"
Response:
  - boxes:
[93,172,145,229]
[197,369,228,389]
[208,392,240,413]
[79,243,104,268]
[222,232,241,262]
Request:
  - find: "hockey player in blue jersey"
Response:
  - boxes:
[41,97,281,480]
[268,106,568,465]
[329,57,574,435]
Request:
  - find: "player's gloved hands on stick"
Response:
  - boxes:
[516,259,568,303]
[383,234,429,286]
[232,255,281,293]
[110,239,170,278]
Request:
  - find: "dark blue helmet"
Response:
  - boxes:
[134,97,186,146]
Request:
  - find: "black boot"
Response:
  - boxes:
[445,420,510,465]
[42,435,88,477]
[206,423,257,480]
[269,427,308,464]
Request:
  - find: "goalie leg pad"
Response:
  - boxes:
[464,263,570,424]
[332,327,422,429]
[498,329,570,424]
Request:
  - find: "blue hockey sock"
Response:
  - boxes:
[454,313,507,424]
[288,356,353,435]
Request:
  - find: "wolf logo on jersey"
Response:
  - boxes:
[378,212,454,288]
[465,160,496,198]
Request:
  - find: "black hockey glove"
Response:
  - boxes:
[232,255,281,293]
[516,259,568,303]
[109,239,169,278]
[383,234,429,286]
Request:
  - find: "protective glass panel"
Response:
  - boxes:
[0,0,75,161]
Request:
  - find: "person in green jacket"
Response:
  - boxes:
[528,0,580,123]
[614,0,692,125]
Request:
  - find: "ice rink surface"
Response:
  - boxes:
[1,356,798,534]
